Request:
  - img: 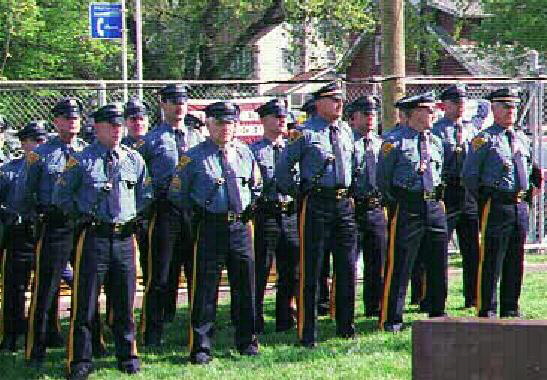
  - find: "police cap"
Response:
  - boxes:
[439,85,467,101]
[350,95,379,114]
[159,84,188,104]
[204,101,240,122]
[52,97,83,118]
[17,120,48,140]
[92,103,125,124]
[255,99,287,118]
[485,87,520,105]
[396,92,436,110]
[184,114,205,129]
[301,98,316,115]
[312,82,344,100]
[124,98,148,118]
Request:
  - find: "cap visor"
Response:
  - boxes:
[215,115,238,122]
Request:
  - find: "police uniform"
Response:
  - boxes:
[433,85,480,308]
[168,101,261,364]
[56,103,153,379]
[276,83,357,346]
[121,99,149,282]
[462,88,539,318]
[377,93,448,332]
[0,122,47,352]
[139,84,203,344]
[349,96,387,317]
[18,98,89,364]
[251,100,299,333]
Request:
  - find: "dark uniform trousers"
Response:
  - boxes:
[68,226,139,374]
[355,205,387,316]
[189,214,257,355]
[142,198,193,339]
[298,193,356,344]
[477,195,528,316]
[380,193,448,327]
[1,223,35,338]
[254,208,299,332]
[26,217,73,359]
[445,184,479,306]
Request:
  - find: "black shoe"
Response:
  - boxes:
[317,303,329,316]
[117,360,141,374]
[46,332,65,348]
[27,357,44,370]
[365,310,379,318]
[500,310,522,318]
[0,335,17,352]
[383,322,404,333]
[67,365,92,380]
[464,300,477,308]
[239,345,259,356]
[478,310,497,319]
[429,312,448,318]
[190,351,212,365]
[300,341,317,349]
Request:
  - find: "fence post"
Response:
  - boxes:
[98,82,107,107]
[538,80,545,243]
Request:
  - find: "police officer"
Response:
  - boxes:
[56,103,152,379]
[139,84,203,344]
[462,88,541,318]
[0,121,47,352]
[19,98,88,366]
[168,101,261,364]
[251,99,299,333]
[121,98,149,281]
[377,92,448,332]
[433,85,480,308]
[276,82,357,347]
[348,96,387,317]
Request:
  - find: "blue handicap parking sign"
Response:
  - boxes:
[89,3,123,39]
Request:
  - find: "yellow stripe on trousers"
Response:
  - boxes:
[379,204,399,330]
[66,229,87,373]
[476,198,492,314]
[187,222,201,352]
[139,211,157,337]
[297,195,308,340]
[25,224,45,360]
[0,247,7,339]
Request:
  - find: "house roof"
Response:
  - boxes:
[264,68,336,95]
[409,0,488,18]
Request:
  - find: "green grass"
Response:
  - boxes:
[3,266,547,380]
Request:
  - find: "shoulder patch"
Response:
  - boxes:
[288,130,303,144]
[135,140,145,149]
[381,142,394,156]
[170,176,181,191]
[26,151,40,165]
[471,136,486,151]
[177,155,191,169]
[65,156,79,170]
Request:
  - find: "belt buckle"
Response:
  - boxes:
[227,211,237,222]
[515,191,525,203]
[113,223,122,233]
[335,189,346,200]
[279,201,289,212]
[423,192,434,201]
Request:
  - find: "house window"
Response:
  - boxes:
[282,48,295,74]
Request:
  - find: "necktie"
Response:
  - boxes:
[174,129,187,154]
[454,123,464,172]
[419,131,434,192]
[364,136,376,192]
[329,125,346,186]
[506,129,527,190]
[219,147,243,213]
[106,150,122,218]
[273,142,289,202]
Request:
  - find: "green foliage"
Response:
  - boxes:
[0,0,126,80]
[472,0,546,74]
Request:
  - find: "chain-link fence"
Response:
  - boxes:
[0,78,545,244]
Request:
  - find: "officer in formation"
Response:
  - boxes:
[0,122,47,352]
[168,101,261,364]
[56,103,152,379]
[463,88,542,318]
[347,96,387,317]
[18,98,89,366]
[121,98,150,280]
[139,84,203,345]
[377,93,448,332]
[433,85,480,308]
[251,99,299,333]
[276,82,357,347]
